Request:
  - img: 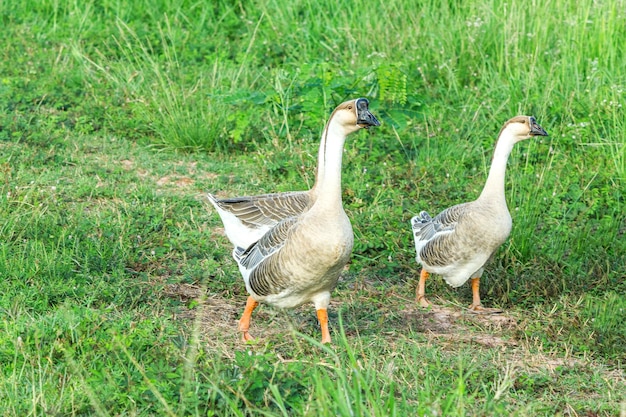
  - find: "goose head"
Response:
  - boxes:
[329,98,381,135]
[500,115,549,143]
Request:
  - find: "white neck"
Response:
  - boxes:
[478,130,517,203]
[313,125,329,190]
[314,121,348,210]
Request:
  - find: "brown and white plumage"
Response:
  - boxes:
[207,191,311,250]
[209,98,380,343]
[411,116,548,312]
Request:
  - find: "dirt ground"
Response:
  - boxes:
[163,282,584,374]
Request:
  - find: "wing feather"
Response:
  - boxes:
[235,216,296,270]
[234,217,298,297]
[213,191,311,228]
[411,203,473,266]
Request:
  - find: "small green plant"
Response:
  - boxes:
[376,63,408,106]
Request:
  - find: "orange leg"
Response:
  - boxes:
[238,296,259,342]
[469,277,483,311]
[316,308,331,344]
[468,278,503,314]
[416,269,431,307]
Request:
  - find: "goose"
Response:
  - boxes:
[411,116,548,312]
[209,98,380,343]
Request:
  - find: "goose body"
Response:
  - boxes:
[411,116,548,311]
[210,98,380,342]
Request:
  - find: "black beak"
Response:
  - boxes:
[529,116,548,136]
[355,98,381,128]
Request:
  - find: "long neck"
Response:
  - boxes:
[478,131,516,203]
[312,125,329,190]
[314,121,347,210]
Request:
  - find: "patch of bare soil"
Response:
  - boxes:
[117,158,218,193]
[164,283,314,354]
[156,175,195,188]
[401,299,518,348]
[165,284,240,356]
[165,284,519,351]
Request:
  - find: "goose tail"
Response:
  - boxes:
[410,211,436,252]
[207,193,219,206]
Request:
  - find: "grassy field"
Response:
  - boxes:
[1,0,625,415]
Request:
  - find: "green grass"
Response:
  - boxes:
[1,0,625,415]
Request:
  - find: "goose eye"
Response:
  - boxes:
[347,105,352,110]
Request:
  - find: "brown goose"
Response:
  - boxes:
[210,98,380,343]
[411,116,548,312]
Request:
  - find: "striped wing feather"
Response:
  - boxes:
[412,203,474,267]
[234,217,298,296]
[215,191,311,228]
